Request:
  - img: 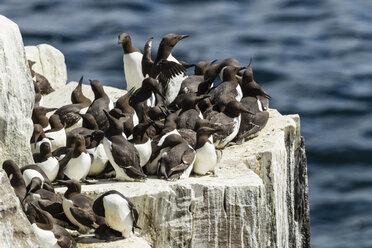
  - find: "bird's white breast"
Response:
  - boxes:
[46,129,66,152]
[23,169,45,187]
[87,143,108,176]
[134,139,152,167]
[64,152,91,181]
[103,194,133,238]
[36,157,59,182]
[31,223,59,248]
[236,84,243,102]
[124,52,144,90]
[194,140,217,175]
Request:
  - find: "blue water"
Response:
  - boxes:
[2,0,372,247]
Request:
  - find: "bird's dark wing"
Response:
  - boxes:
[152,60,186,84]
[53,225,77,248]
[70,206,98,229]
[110,137,146,179]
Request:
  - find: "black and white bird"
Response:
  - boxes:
[58,179,104,234]
[44,115,66,152]
[86,80,114,130]
[93,190,140,239]
[205,99,253,149]
[119,33,144,90]
[149,34,189,105]
[58,134,91,182]
[157,134,196,180]
[27,203,77,248]
[193,127,219,175]
[33,142,59,182]
[103,110,146,181]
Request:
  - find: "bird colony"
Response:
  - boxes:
[3,33,271,247]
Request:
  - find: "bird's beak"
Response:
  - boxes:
[180,35,189,40]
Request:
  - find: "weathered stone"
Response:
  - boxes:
[54,108,310,248]
[25,44,67,90]
[0,169,41,247]
[0,15,34,166]
[222,109,311,247]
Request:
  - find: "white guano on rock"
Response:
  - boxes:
[0,15,34,166]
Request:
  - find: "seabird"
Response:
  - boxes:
[93,190,140,239]
[129,77,164,123]
[150,33,189,105]
[208,66,243,106]
[33,142,59,182]
[22,177,65,224]
[205,99,253,149]
[119,33,144,90]
[31,124,52,154]
[193,127,218,175]
[27,203,77,248]
[130,117,154,167]
[2,160,27,201]
[86,130,109,177]
[115,87,139,129]
[45,114,66,152]
[20,164,55,192]
[28,60,55,95]
[58,134,91,182]
[32,106,57,131]
[58,179,104,234]
[241,59,271,111]
[236,96,269,141]
[103,110,146,181]
[157,134,195,180]
[86,80,114,130]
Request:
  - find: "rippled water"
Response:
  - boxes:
[2,0,372,247]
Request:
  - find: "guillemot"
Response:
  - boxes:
[130,116,154,167]
[129,77,164,122]
[33,142,59,182]
[93,190,140,239]
[27,203,77,248]
[103,110,146,181]
[157,134,195,180]
[150,33,189,105]
[32,106,57,131]
[2,160,27,201]
[31,124,52,154]
[59,134,91,182]
[86,80,114,130]
[45,114,66,152]
[58,179,104,233]
[241,59,271,111]
[205,99,253,149]
[119,33,144,90]
[193,127,218,175]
